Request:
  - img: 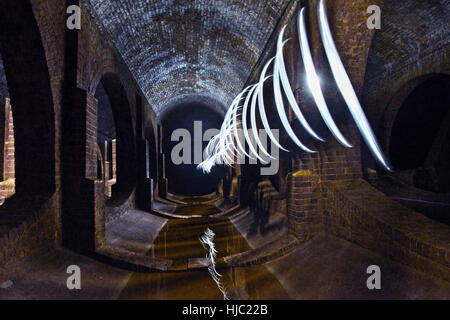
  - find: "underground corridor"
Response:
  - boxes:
[0,0,449,301]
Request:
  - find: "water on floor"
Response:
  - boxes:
[118,264,289,300]
[149,200,248,260]
[118,199,290,299]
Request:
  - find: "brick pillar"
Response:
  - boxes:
[62,86,105,253]
[158,153,168,198]
[0,97,5,180]
[0,100,15,204]
[3,99,14,181]
[136,138,153,210]
[287,168,322,240]
[104,141,110,194]
[135,97,153,211]
[156,124,168,198]
[111,139,117,180]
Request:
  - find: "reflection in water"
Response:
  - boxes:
[151,217,248,259]
[150,201,249,260]
[118,202,290,300]
[118,264,289,300]
[200,228,229,300]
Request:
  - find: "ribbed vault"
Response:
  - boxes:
[85,0,292,115]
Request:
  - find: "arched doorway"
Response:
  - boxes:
[94,74,136,206]
[95,80,117,198]
[0,0,55,215]
[390,74,450,193]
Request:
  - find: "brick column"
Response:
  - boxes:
[156,125,168,198]
[0,97,5,180]
[158,153,168,198]
[287,167,322,240]
[62,86,105,253]
[3,101,14,181]
[135,97,153,211]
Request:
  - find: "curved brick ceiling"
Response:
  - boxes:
[366,0,449,79]
[86,0,291,116]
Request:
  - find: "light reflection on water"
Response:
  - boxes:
[118,264,289,300]
[118,203,289,300]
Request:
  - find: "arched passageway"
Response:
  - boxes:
[160,102,226,196]
[390,75,450,193]
[0,0,55,222]
[94,73,136,206]
[95,80,117,197]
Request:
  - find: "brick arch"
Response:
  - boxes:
[0,0,55,212]
[381,73,449,161]
[95,73,136,206]
[362,0,449,172]
[387,74,450,191]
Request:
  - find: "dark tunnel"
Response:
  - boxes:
[161,102,226,196]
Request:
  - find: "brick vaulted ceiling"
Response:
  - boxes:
[365,0,449,81]
[85,0,292,116]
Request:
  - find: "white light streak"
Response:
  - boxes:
[242,83,268,163]
[274,29,315,153]
[277,25,324,143]
[298,7,352,148]
[198,0,393,173]
[199,228,229,300]
[233,86,255,160]
[257,57,289,152]
[251,76,275,160]
[318,0,392,171]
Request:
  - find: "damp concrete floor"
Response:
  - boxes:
[0,205,449,300]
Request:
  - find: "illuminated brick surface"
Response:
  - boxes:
[86,0,291,114]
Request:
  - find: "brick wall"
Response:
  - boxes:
[358,0,450,232]
[0,0,149,264]
[3,102,14,181]
[362,0,449,166]
[240,0,449,279]
[60,3,146,253]
[287,169,320,240]
[322,179,450,281]
[282,0,378,223]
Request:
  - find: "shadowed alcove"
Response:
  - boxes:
[390,74,450,193]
